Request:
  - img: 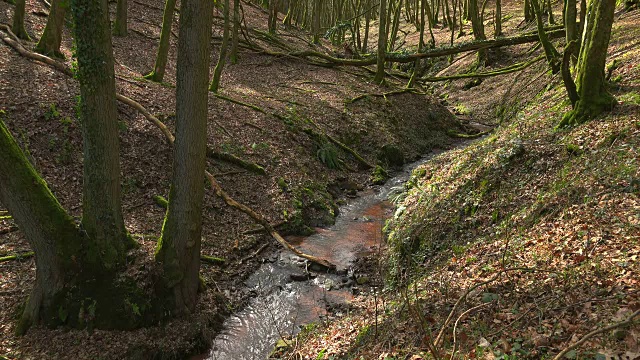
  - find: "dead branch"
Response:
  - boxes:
[450,303,490,360]
[552,309,640,360]
[0,24,335,270]
[0,226,19,235]
[240,243,269,263]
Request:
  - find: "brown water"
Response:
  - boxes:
[205,155,434,360]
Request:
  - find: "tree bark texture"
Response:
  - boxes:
[156,0,214,315]
[35,0,68,58]
[72,0,129,268]
[12,0,30,40]
[374,0,387,83]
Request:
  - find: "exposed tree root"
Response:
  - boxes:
[206,150,266,175]
[0,251,34,262]
[0,24,336,271]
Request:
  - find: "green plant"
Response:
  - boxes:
[317,142,341,169]
[44,103,61,121]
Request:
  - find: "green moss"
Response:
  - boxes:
[281,182,338,235]
[153,195,169,208]
[371,165,389,185]
[378,144,405,168]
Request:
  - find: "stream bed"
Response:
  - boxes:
[202,152,441,360]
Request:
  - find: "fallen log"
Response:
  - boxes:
[0,26,335,270]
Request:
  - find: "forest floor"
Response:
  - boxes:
[278,6,640,360]
[0,0,472,359]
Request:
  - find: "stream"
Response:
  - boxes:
[202,152,441,360]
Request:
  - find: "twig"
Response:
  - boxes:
[552,309,640,360]
[450,302,490,360]
[240,242,269,263]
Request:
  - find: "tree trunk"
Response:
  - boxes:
[113,0,128,36]
[312,0,321,44]
[145,0,178,82]
[468,0,486,63]
[374,0,387,84]
[73,0,129,268]
[12,0,30,40]
[0,121,82,335]
[268,0,277,33]
[35,0,68,58]
[230,0,240,64]
[559,0,616,126]
[155,0,213,315]
[564,0,578,63]
[494,0,501,37]
[210,0,230,92]
[524,0,534,21]
[532,0,560,72]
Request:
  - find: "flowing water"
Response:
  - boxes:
[203,153,440,360]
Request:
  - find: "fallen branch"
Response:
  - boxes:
[420,55,545,83]
[200,254,226,266]
[552,309,640,360]
[0,25,336,271]
[0,252,34,262]
[267,29,566,67]
[240,243,269,263]
[206,150,266,175]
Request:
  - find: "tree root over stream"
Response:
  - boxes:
[0,24,336,270]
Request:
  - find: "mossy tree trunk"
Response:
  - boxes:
[35,0,68,58]
[155,0,213,314]
[73,0,130,269]
[210,0,230,93]
[524,0,534,21]
[564,0,578,63]
[559,0,616,127]
[532,0,560,72]
[12,0,30,40]
[113,0,128,36]
[0,121,83,335]
[374,0,387,84]
[145,0,177,82]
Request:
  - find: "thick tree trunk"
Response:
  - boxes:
[12,0,30,40]
[35,0,67,58]
[113,0,128,36]
[145,0,177,82]
[156,0,213,315]
[210,0,230,93]
[72,0,129,268]
[560,0,616,126]
[374,0,387,84]
[0,121,82,335]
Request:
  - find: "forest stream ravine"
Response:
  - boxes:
[195,148,452,360]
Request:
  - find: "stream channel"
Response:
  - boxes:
[202,152,442,360]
